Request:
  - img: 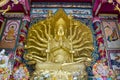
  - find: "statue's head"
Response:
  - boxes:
[55,18,66,37]
[57,24,64,36]
[9,26,15,30]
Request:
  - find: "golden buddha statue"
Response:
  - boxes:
[24,9,94,80]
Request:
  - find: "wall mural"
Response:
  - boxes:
[0,19,21,49]
[31,8,92,19]
[107,50,120,79]
[102,20,120,49]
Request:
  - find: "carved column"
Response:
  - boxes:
[93,17,106,61]
[14,15,30,67]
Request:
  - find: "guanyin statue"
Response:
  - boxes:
[24,9,94,80]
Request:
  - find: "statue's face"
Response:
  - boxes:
[57,25,64,36]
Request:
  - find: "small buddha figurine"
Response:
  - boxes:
[5,26,15,41]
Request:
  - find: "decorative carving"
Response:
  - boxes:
[24,9,94,80]
[114,4,120,13]
[11,0,19,4]
[0,0,9,7]
[0,5,11,15]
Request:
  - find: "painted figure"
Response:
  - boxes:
[107,28,118,42]
[5,26,15,41]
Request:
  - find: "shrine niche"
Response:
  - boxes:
[0,20,21,49]
[24,9,94,80]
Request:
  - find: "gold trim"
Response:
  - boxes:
[99,14,118,17]
[4,12,24,17]
[5,12,24,15]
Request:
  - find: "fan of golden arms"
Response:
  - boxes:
[24,8,94,80]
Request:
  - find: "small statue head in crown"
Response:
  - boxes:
[55,18,67,41]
